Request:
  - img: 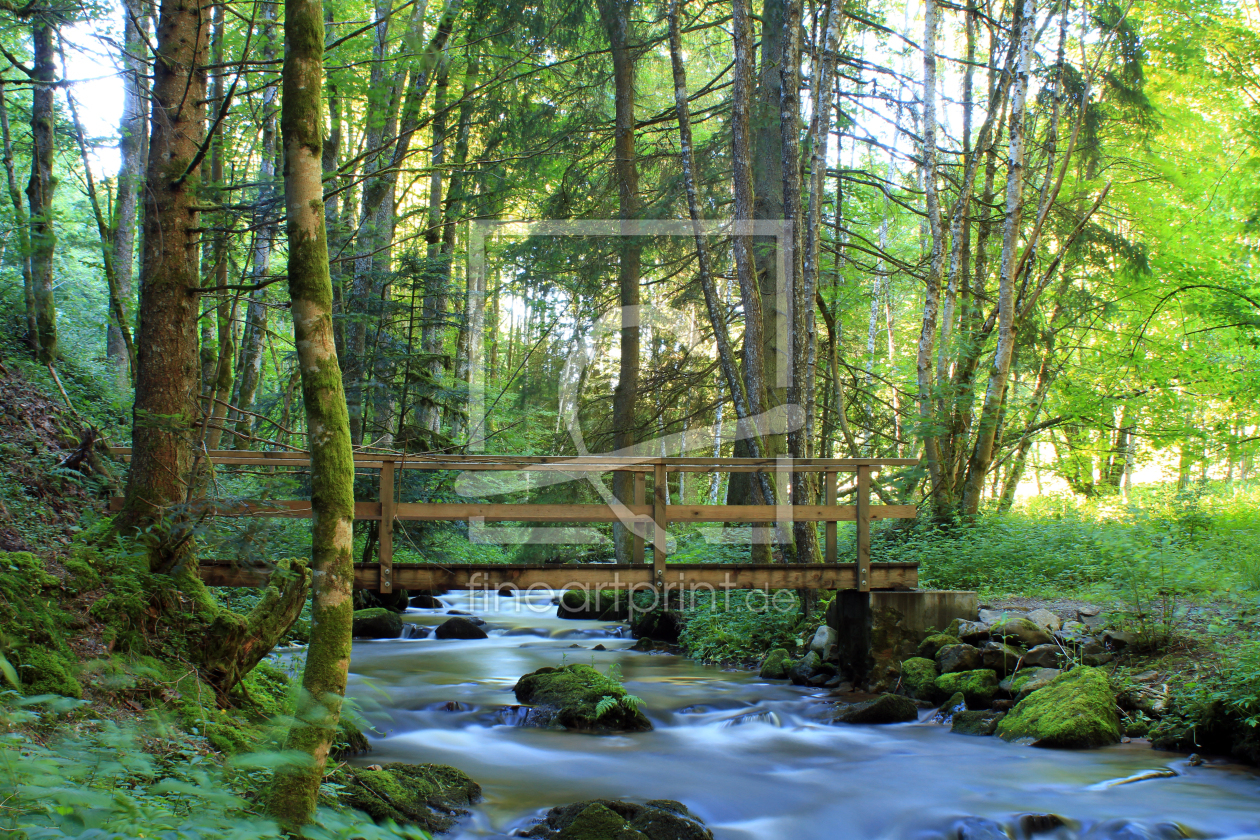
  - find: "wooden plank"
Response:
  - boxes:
[379,460,394,593]
[107,497,382,519]
[196,561,919,591]
[652,463,668,588]
[665,504,915,522]
[632,471,645,565]
[857,464,871,592]
[825,470,837,564]
[394,502,654,522]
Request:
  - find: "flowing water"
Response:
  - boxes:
[345,590,1260,839]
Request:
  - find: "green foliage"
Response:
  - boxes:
[676,590,803,664]
[0,694,428,840]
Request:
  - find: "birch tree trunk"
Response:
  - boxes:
[266,0,356,824]
[959,0,1036,515]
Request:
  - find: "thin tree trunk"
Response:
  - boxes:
[959,0,1036,515]
[266,0,355,825]
[28,20,58,365]
[232,0,281,446]
[0,81,36,353]
[598,0,642,564]
[109,0,149,389]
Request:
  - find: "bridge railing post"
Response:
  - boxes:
[652,462,667,590]
[825,469,837,565]
[856,464,871,592]
[379,458,395,593]
[632,471,645,564]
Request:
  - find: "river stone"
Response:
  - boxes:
[790,651,823,686]
[997,666,1121,748]
[946,618,991,644]
[336,762,482,834]
[952,710,1005,736]
[917,633,961,660]
[1026,608,1062,634]
[1014,677,1058,704]
[1000,667,1061,694]
[831,693,919,724]
[409,594,445,609]
[810,624,839,660]
[1019,814,1067,835]
[979,641,1024,676]
[759,648,793,680]
[1079,820,1189,840]
[352,607,403,639]
[936,643,983,675]
[935,669,1000,707]
[978,608,1014,625]
[1022,643,1065,669]
[435,617,489,639]
[991,616,1053,648]
[558,589,632,621]
[523,799,713,840]
[932,692,968,724]
[1102,629,1136,649]
[514,664,652,732]
[952,817,1011,840]
[901,657,941,701]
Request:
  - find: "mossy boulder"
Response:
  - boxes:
[337,762,481,833]
[932,692,968,725]
[999,667,1062,695]
[996,666,1122,748]
[935,669,999,707]
[917,633,961,660]
[559,589,631,621]
[352,608,402,639]
[831,693,918,724]
[952,710,1005,736]
[759,648,792,680]
[523,799,713,840]
[990,616,1053,648]
[979,641,1024,676]
[936,643,982,674]
[514,664,652,732]
[15,646,81,698]
[900,657,941,701]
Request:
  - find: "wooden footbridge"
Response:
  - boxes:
[110,450,920,594]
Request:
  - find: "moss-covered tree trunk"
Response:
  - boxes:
[115,0,209,568]
[27,18,57,365]
[267,0,356,826]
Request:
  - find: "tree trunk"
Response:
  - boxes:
[959,0,1035,516]
[266,0,356,824]
[115,0,211,571]
[27,19,58,365]
[232,0,281,446]
[109,0,149,389]
[597,0,642,565]
[0,81,36,353]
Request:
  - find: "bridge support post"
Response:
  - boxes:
[379,459,395,593]
[632,471,645,564]
[856,464,871,592]
[652,462,667,590]
[824,470,837,564]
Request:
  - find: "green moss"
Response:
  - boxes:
[513,664,652,732]
[759,648,792,679]
[237,660,292,719]
[352,607,402,639]
[901,657,942,701]
[62,551,101,593]
[336,762,481,833]
[996,666,1122,748]
[559,589,631,621]
[934,669,999,707]
[557,803,647,840]
[16,646,81,698]
[917,633,961,660]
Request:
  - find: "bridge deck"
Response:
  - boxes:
[112,450,921,594]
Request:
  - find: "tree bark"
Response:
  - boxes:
[266,0,356,824]
[0,81,36,353]
[115,0,211,571]
[959,0,1036,515]
[597,0,642,565]
[27,19,58,365]
[109,0,149,389]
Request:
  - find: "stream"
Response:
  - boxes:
[344,589,1260,839]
